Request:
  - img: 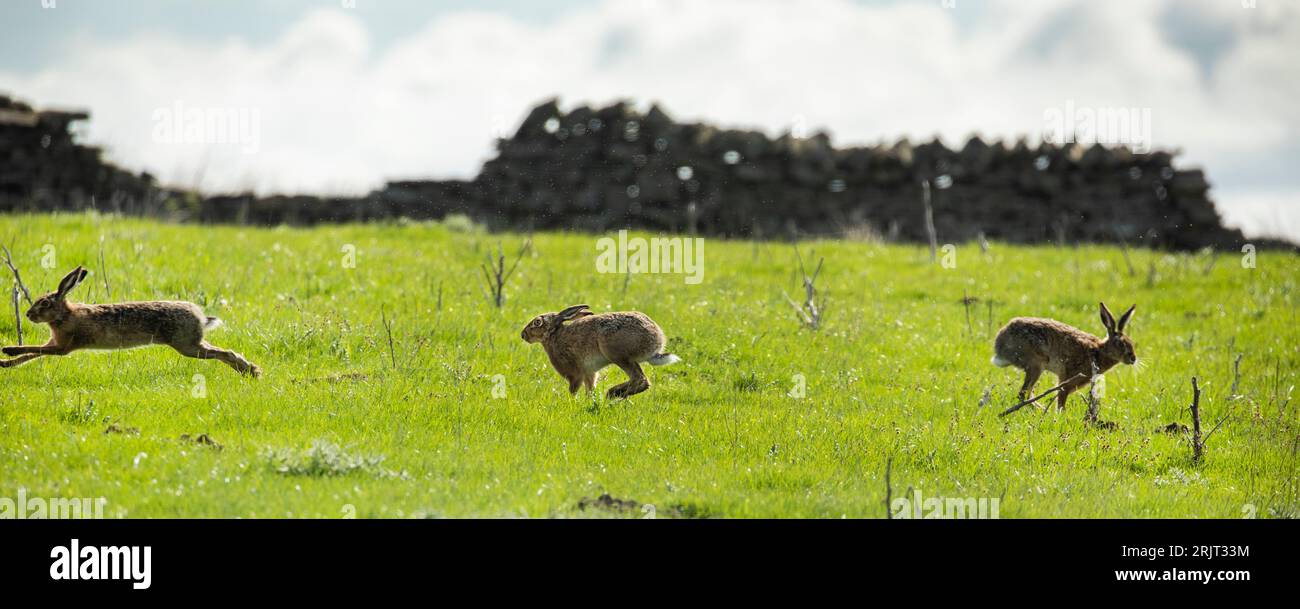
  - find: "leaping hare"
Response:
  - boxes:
[0,266,261,376]
[992,302,1137,411]
[522,304,679,398]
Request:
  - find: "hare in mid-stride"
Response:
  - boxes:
[522,304,679,398]
[0,266,261,376]
[992,302,1137,411]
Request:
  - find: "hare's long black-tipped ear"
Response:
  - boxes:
[55,266,88,299]
[1099,302,1116,334]
[1116,304,1136,333]
[557,304,591,321]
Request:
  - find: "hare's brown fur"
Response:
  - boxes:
[522,305,678,399]
[992,302,1136,411]
[0,266,260,376]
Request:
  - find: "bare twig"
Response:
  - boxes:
[999,373,1089,417]
[479,239,531,308]
[380,307,397,369]
[921,180,938,263]
[782,241,823,330]
[961,291,975,336]
[1190,376,1204,463]
[1085,363,1100,422]
[1229,353,1244,399]
[884,456,894,520]
[0,244,31,304]
[11,286,22,346]
[1203,409,1233,445]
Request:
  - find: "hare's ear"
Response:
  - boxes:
[557,304,591,321]
[1116,304,1136,334]
[1099,302,1116,334]
[55,266,88,299]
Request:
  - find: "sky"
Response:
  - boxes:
[1,0,1297,239]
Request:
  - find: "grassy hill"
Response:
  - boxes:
[0,213,1295,517]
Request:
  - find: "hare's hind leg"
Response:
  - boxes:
[173,340,261,377]
[202,342,261,377]
[1018,366,1043,402]
[607,361,649,399]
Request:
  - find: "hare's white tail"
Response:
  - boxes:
[991,354,1010,367]
[203,317,224,332]
[648,353,680,366]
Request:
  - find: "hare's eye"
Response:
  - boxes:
[530,320,541,327]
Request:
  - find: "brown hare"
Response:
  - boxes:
[992,302,1137,411]
[0,266,261,376]
[521,304,679,399]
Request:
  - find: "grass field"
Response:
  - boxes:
[0,212,1296,518]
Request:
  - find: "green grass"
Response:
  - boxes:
[0,212,1296,518]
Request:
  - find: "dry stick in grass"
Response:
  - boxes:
[10,286,22,346]
[1230,353,1244,398]
[884,455,894,520]
[380,307,397,369]
[1,244,31,346]
[1190,377,1205,463]
[1084,361,1105,424]
[0,244,32,305]
[921,180,938,263]
[962,291,974,336]
[781,242,823,330]
[998,373,1089,417]
[480,239,530,308]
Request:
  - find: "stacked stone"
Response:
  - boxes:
[0,95,161,216]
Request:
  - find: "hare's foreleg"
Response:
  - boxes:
[581,371,599,393]
[1056,376,1089,411]
[607,361,649,399]
[0,353,44,368]
[1018,366,1043,402]
[2,340,71,357]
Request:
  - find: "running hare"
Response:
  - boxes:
[992,302,1136,410]
[521,304,679,398]
[0,266,261,376]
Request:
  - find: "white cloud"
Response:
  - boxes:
[1,0,1296,236]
